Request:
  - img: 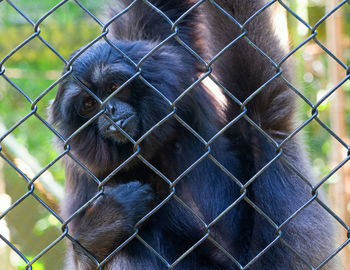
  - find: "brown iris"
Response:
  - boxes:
[80,96,97,116]
[109,83,118,92]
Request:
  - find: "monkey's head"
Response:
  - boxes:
[49,41,203,175]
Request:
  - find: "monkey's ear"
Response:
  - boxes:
[47,97,60,125]
[47,80,67,125]
[47,49,80,126]
[47,99,54,120]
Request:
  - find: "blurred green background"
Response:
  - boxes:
[0,0,349,269]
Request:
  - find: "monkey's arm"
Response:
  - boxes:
[202,0,293,136]
[110,0,202,55]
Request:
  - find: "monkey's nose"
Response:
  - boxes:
[106,100,131,121]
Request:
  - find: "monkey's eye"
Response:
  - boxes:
[80,97,97,116]
[107,83,120,95]
[109,83,118,92]
[84,97,97,109]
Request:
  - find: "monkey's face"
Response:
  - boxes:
[71,80,139,145]
[49,41,196,175]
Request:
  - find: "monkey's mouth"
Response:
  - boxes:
[103,114,138,143]
[108,114,135,131]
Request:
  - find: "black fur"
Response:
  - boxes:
[49,1,335,269]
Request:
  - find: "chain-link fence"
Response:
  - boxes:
[0,0,350,269]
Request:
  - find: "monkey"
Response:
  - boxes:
[49,0,335,269]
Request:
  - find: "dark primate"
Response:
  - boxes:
[49,0,335,269]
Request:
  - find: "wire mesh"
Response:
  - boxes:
[0,0,349,269]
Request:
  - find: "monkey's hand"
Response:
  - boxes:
[105,181,155,225]
[70,181,154,261]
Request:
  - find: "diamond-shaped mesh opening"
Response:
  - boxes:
[1,0,350,269]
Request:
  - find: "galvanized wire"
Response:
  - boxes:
[0,0,349,269]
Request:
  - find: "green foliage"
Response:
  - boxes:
[287,0,350,179]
